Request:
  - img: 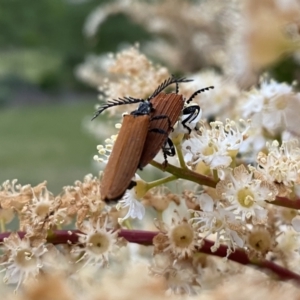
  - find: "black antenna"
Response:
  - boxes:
[175,81,179,94]
[92,97,144,120]
[171,74,179,94]
[92,76,195,120]
[147,76,193,101]
[186,86,214,104]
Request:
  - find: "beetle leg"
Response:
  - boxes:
[181,105,201,134]
[162,138,175,168]
[162,138,175,156]
[127,180,137,190]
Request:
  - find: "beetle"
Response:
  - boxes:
[138,81,214,169]
[93,76,213,201]
[100,105,171,202]
[98,78,188,202]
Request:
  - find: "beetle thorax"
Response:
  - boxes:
[132,101,152,116]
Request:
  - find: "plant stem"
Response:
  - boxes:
[0,220,5,233]
[151,161,300,211]
[213,169,218,182]
[156,210,163,221]
[123,219,133,229]
[175,143,187,169]
[1,230,299,284]
[151,160,216,188]
[269,197,300,209]
[146,175,177,191]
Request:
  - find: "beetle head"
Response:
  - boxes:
[131,101,153,116]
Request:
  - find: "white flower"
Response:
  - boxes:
[24,187,67,229]
[190,194,244,256]
[291,216,300,232]
[154,211,200,259]
[179,70,240,119]
[242,77,300,135]
[0,233,47,291]
[183,119,249,176]
[256,140,300,189]
[117,188,145,223]
[149,253,201,295]
[94,133,118,164]
[216,165,277,222]
[74,218,119,268]
[238,126,267,162]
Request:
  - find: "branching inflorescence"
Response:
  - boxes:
[3,0,300,298]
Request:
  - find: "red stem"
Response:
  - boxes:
[0,230,299,284]
[271,197,300,209]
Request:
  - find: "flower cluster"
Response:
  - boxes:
[183,119,250,177]
[2,0,300,298]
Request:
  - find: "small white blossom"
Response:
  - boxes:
[74,218,119,268]
[149,253,201,295]
[216,165,277,222]
[291,216,300,232]
[23,187,67,229]
[0,233,47,291]
[179,70,240,119]
[117,188,145,223]
[94,134,118,164]
[238,126,267,162]
[190,194,244,256]
[241,77,300,135]
[154,211,200,259]
[256,140,300,189]
[183,119,249,177]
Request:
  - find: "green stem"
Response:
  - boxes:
[230,156,236,169]
[150,160,217,188]
[146,175,177,191]
[123,219,133,229]
[0,220,5,233]
[149,160,300,211]
[213,169,219,182]
[156,210,163,221]
[175,143,187,169]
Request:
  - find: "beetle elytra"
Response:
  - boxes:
[138,84,214,169]
[100,114,149,201]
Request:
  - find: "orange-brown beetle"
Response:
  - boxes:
[93,77,213,201]
[100,114,149,201]
[138,92,184,169]
[138,86,213,170]
[138,82,214,168]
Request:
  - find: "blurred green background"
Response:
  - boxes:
[0,0,150,194]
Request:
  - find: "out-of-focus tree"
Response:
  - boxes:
[0,0,151,97]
